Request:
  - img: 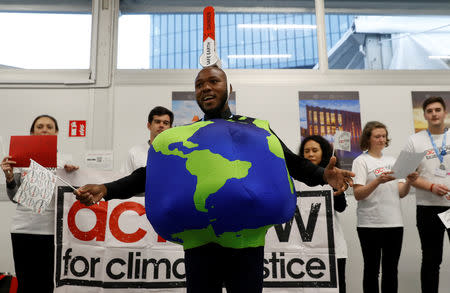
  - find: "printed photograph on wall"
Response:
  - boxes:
[172,91,236,126]
[299,91,362,170]
[411,91,450,133]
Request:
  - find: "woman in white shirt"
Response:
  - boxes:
[352,121,417,293]
[299,135,348,293]
[1,114,78,293]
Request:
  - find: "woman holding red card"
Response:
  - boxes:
[1,114,78,293]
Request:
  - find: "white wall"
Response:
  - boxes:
[0,69,450,293]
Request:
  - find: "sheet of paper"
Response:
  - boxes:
[391,150,426,179]
[9,135,57,167]
[333,130,351,152]
[85,150,113,170]
[438,209,450,229]
[14,159,56,214]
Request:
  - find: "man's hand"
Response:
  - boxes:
[323,156,355,195]
[73,184,107,206]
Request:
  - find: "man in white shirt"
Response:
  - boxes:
[405,96,450,293]
[122,106,173,174]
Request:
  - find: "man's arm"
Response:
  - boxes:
[276,134,354,192]
[74,167,146,206]
[281,141,326,186]
[104,167,146,200]
[411,176,450,197]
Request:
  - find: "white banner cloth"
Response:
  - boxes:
[54,169,338,292]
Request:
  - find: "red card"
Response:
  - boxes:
[9,135,57,168]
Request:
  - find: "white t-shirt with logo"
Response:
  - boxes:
[352,152,403,227]
[404,130,450,207]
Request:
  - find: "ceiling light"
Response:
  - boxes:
[228,54,292,59]
[428,55,450,59]
[238,24,316,30]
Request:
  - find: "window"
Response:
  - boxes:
[0,1,92,69]
[118,12,324,69]
[326,14,450,70]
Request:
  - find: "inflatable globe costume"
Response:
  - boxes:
[146,115,296,250]
[104,110,327,241]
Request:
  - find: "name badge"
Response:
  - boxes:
[434,167,447,178]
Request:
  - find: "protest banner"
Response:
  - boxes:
[55,169,338,292]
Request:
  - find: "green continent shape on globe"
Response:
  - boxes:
[152,121,252,213]
[230,118,294,193]
[186,149,251,212]
[172,223,272,249]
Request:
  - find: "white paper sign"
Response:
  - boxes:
[14,159,56,213]
[85,150,113,170]
[391,150,426,179]
[438,209,450,229]
[333,130,351,152]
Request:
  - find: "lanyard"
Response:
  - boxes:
[427,129,447,165]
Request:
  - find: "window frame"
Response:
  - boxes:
[0,0,113,88]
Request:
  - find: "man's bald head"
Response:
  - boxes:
[194,65,230,117]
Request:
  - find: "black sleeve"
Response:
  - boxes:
[103,167,146,201]
[333,192,347,213]
[6,178,16,189]
[273,131,325,186]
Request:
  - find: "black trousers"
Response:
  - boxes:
[11,233,54,293]
[337,258,346,293]
[357,227,403,293]
[184,243,264,293]
[416,205,450,293]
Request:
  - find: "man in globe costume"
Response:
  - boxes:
[74,65,354,293]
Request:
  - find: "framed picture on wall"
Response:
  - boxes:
[411,91,450,133]
[172,91,236,126]
[298,91,362,170]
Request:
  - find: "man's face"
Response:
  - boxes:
[424,102,447,128]
[195,67,228,116]
[148,114,171,139]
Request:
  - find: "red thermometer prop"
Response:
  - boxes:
[199,6,221,67]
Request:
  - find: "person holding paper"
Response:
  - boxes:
[74,66,355,293]
[1,114,78,293]
[404,96,450,293]
[122,106,173,174]
[299,135,348,293]
[352,121,418,293]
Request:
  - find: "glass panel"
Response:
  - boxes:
[0,4,92,69]
[118,12,326,69]
[326,14,450,70]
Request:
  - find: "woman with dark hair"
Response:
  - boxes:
[352,121,418,293]
[1,114,78,293]
[299,135,348,293]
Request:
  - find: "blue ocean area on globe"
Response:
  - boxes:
[145,117,296,249]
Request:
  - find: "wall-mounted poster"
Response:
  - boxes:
[411,91,450,133]
[172,91,236,126]
[299,92,362,170]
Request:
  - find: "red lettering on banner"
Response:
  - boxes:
[68,201,108,241]
[109,202,147,243]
